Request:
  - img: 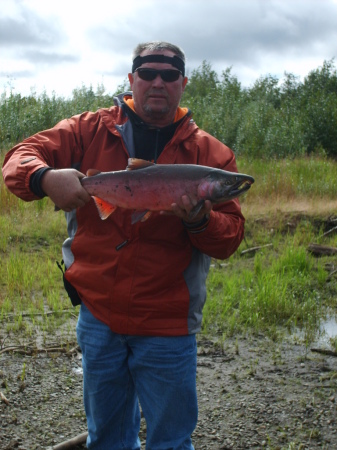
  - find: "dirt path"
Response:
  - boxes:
[1,335,336,449]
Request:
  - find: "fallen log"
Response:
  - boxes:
[311,348,337,357]
[307,243,337,257]
[52,431,88,450]
[240,243,272,256]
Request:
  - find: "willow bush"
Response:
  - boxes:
[1,60,337,159]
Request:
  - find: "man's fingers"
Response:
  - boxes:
[41,169,91,211]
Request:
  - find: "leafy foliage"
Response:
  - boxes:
[0,83,121,151]
[183,59,337,158]
[1,60,337,158]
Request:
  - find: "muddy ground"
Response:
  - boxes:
[1,331,336,450]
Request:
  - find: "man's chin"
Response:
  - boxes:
[143,105,169,117]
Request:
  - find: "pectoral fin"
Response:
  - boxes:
[188,200,205,221]
[92,196,117,220]
[131,210,152,224]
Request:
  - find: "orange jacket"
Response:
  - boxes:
[2,93,245,336]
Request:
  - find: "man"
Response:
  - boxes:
[2,41,245,449]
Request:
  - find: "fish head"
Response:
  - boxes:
[203,170,255,203]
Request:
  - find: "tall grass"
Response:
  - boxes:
[0,184,70,335]
[203,235,332,344]
[238,156,337,200]
[237,156,337,218]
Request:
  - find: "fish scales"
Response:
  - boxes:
[84,167,203,209]
[81,159,254,222]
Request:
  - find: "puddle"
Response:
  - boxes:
[315,315,337,347]
[291,313,337,349]
[320,316,337,339]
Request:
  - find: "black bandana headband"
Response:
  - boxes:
[132,54,185,76]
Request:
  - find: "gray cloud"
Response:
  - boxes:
[0,17,46,46]
[0,2,78,73]
[87,0,337,71]
[23,50,80,65]
[0,69,33,78]
[100,63,132,78]
[1,0,336,97]
[0,9,65,48]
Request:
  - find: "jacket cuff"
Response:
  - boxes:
[29,167,53,198]
[182,214,210,234]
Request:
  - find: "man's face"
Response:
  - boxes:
[128,49,188,127]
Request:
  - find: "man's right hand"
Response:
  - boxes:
[41,169,91,212]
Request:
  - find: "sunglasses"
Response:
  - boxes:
[135,68,182,82]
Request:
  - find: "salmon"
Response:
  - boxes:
[81,158,254,224]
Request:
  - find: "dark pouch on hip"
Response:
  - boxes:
[57,260,82,306]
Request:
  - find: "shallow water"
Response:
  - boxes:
[291,313,337,348]
[320,316,337,339]
[316,315,337,347]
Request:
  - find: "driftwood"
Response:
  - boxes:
[240,243,272,256]
[311,348,337,357]
[327,269,337,281]
[0,343,79,356]
[3,310,75,319]
[307,243,337,257]
[52,431,88,450]
[0,391,10,406]
[319,225,337,239]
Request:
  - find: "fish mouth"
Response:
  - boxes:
[230,177,254,198]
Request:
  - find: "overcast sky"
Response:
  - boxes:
[1,0,336,98]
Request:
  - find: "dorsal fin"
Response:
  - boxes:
[87,168,101,176]
[127,158,155,171]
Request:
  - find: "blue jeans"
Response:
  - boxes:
[76,303,198,449]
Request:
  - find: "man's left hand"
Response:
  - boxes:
[162,195,212,223]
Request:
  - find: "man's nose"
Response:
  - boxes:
[151,73,165,85]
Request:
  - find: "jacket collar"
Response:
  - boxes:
[99,91,196,142]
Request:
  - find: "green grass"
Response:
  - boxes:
[203,240,331,342]
[239,156,337,201]
[0,181,71,336]
[1,152,337,344]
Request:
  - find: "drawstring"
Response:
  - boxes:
[154,128,160,163]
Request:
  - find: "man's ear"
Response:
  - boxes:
[128,73,134,88]
[182,76,188,91]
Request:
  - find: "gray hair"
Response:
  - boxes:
[132,41,186,63]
